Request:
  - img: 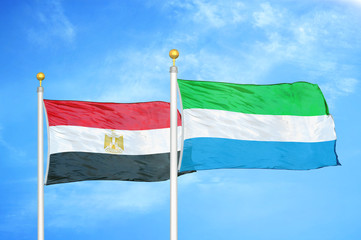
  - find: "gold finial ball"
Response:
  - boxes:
[169,49,179,60]
[36,72,45,81]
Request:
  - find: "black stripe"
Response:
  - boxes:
[46,152,189,185]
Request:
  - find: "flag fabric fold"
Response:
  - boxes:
[177,79,339,172]
[44,100,182,185]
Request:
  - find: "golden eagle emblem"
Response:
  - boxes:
[104,130,124,154]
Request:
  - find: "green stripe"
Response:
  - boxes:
[177,79,329,116]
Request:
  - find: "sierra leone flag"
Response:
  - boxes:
[177,79,339,172]
[44,100,182,185]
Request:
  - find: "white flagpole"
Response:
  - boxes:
[37,72,45,240]
[169,49,179,240]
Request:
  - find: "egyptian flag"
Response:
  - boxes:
[44,100,182,185]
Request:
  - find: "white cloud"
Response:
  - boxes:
[165,0,246,28]
[0,125,26,158]
[46,1,360,108]
[332,0,361,7]
[178,170,298,223]
[45,181,169,228]
[320,78,359,103]
[192,0,245,27]
[178,172,202,186]
[0,202,36,234]
[94,47,171,103]
[337,78,359,93]
[27,0,75,45]
[253,2,283,28]
[244,3,361,90]
[294,26,316,45]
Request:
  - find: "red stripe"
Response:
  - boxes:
[44,100,182,130]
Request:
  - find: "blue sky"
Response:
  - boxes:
[1,0,361,239]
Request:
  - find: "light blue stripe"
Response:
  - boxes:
[180,138,339,172]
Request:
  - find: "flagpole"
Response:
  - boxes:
[169,49,179,240]
[37,72,45,240]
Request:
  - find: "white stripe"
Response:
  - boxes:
[49,126,182,155]
[184,109,336,142]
